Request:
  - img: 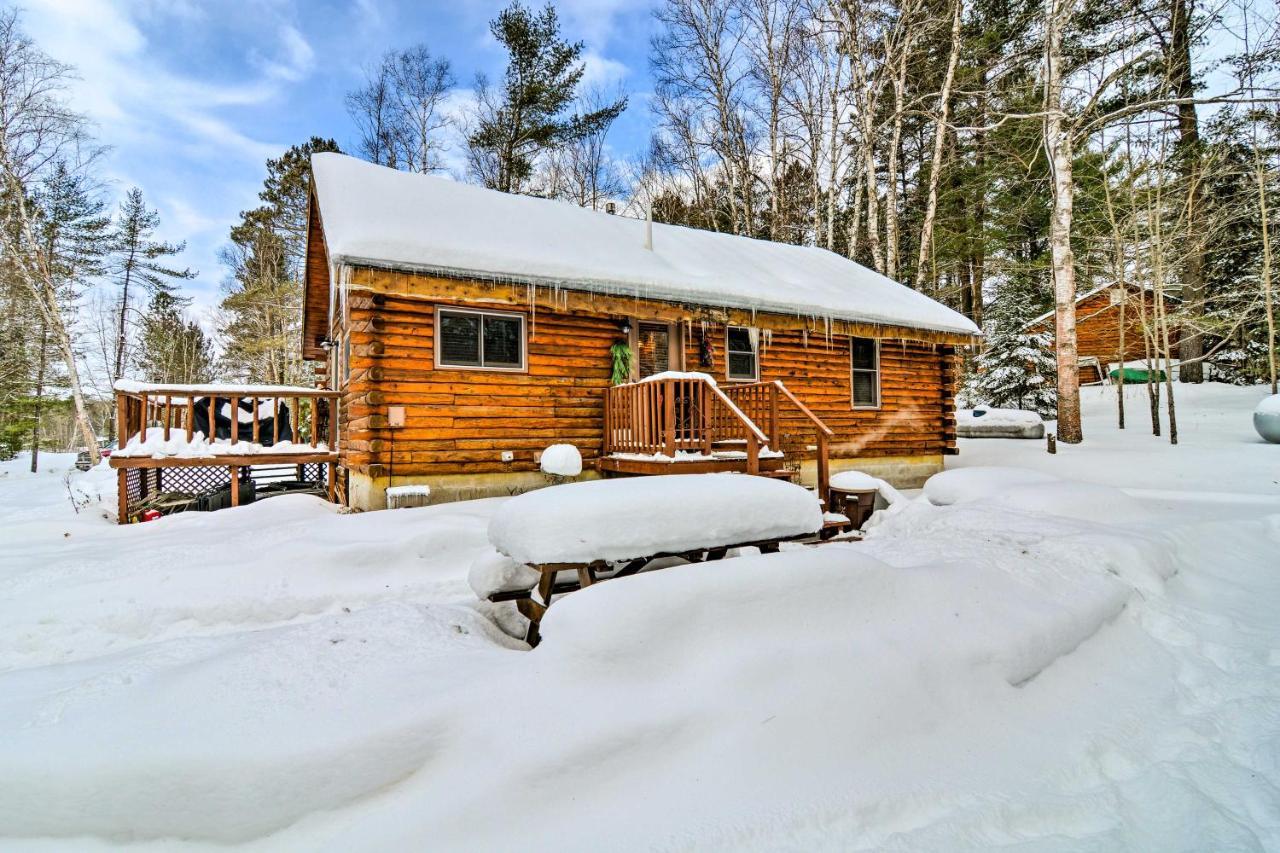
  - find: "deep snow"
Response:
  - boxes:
[0,383,1277,851]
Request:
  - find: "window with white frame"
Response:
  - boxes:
[851,337,880,408]
[436,307,526,371]
[726,326,759,380]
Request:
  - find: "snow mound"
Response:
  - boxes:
[924,467,1060,506]
[0,602,524,844]
[829,470,881,491]
[986,481,1154,525]
[488,473,822,564]
[959,407,1043,427]
[468,549,541,598]
[539,443,582,477]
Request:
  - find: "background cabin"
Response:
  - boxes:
[304,154,980,510]
[1025,285,1179,384]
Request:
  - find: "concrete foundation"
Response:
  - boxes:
[345,454,941,511]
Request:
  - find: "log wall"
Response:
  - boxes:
[332,284,958,479]
[1030,289,1176,364]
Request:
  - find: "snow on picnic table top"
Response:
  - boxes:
[310,154,981,338]
[488,473,824,565]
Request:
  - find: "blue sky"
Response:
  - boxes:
[22,0,658,318]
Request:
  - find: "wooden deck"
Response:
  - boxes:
[601,376,833,496]
[111,383,340,523]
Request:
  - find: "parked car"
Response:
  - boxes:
[75,440,116,471]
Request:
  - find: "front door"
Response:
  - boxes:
[635,322,674,379]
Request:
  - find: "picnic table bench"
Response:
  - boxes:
[478,473,827,645]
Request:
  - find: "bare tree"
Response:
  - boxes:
[0,10,100,459]
[389,45,454,173]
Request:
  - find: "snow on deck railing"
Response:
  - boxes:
[113,380,339,461]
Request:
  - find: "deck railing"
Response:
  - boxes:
[603,375,769,473]
[111,383,340,523]
[720,381,834,502]
[115,384,339,452]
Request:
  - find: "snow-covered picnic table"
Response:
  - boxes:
[480,473,825,644]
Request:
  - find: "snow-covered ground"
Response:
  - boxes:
[0,383,1277,851]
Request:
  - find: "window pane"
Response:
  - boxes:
[637,323,670,378]
[853,371,877,407]
[727,326,753,353]
[728,352,756,379]
[439,312,481,366]
[852,337,876,370]
[482,316,522,367]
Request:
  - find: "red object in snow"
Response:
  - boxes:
[140,509,162,522]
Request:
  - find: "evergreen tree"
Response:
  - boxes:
[467,2,626,193]
[136,290,214,384]
[27,161,112,469]
[109,188,195,382]
[220,137,340,384]
[965,280,1059,416]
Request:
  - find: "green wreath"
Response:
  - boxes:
[610,341,632,385]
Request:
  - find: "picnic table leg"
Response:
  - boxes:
[536,569,556,606]
[516,598,546,647]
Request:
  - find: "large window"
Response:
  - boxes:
[436,308,526,371]
[851,337,880,408]
[726,326,759,381]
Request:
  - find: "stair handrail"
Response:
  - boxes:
[771,380,834,437]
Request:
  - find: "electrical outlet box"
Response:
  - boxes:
[500,450,514,462]
[387,406,405,428]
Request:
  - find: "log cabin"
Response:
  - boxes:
[303,154,981,511]
[1024,284,1179,384]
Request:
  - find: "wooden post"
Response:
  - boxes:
[602,388,611,457]
[271,398,279,445]
[292,397,300,442]
[229,466,240,506]
[139,394,148,441]
[746,432,760,475]
[229,396,239,445]
[208,396,216,442]
[116,392,128,451]
[117,469,128,524]
[185,398,194,442]
[163,396,172,442]
[700,382,712,454]
[252,396,260,445]
[768,383,780,450]
[664,380,676,456]
[327,461,337,503]
[817,433,830,508]
[310,397,318,448]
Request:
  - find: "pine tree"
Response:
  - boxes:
[136,290,214,384]
[467,2,626,193]
[27,161,113,470]
[110,188,195,383]
[220,137,339,384]
[966,281,1058,416]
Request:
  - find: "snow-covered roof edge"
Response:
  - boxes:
[1022,283,1178,329]
[335,253,981,340]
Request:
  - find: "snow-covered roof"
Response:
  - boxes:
[309,154,980,339]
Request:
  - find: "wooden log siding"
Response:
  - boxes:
[1028,289,1175,365]
[336,287,955,478]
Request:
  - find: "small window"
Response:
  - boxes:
[726,326,758,381]
[436,308,526,371]
[851,337,880,408]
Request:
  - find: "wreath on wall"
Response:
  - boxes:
[610,341,632,385]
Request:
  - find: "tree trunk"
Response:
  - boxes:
[30,318,47,473]
[1045,0,1083,443]
[914,0,963,291]
[1170,0,1205,382]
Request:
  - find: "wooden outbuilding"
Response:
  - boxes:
[303,154,981,510]
[1024,285,1178,384]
